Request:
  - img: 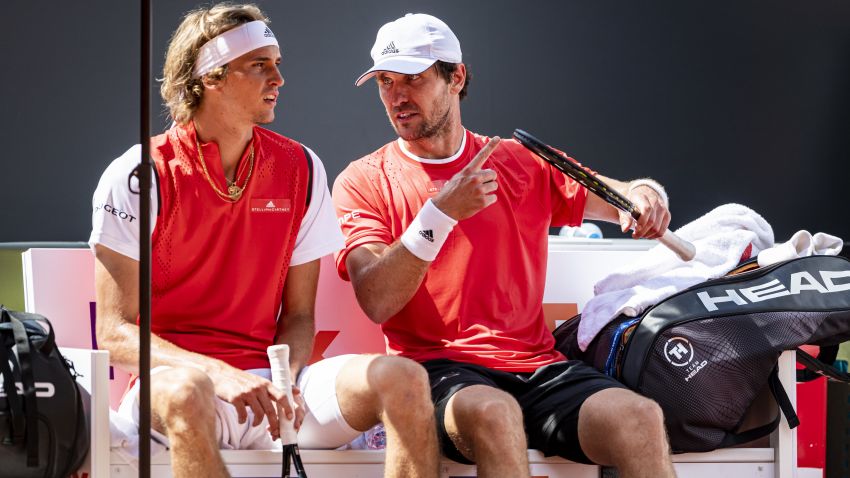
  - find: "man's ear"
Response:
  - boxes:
[450,63,466,94]
[201,75,223,90]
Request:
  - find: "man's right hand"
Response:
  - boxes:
[211,366,294,436]
[432,136,501,220]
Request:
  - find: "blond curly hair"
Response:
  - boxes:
[161,3,269,124]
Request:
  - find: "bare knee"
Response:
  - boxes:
[581,390,668,461]
[579,389,675,476]
[151,367,216,430]
[635,398,664,427]
[452,388,523,439]
[617,397,666,444]
[445,387,527,463]
[368,356,431,406]
[337,355,433,430]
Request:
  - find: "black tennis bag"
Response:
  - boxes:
[0,306,89,477]
[555,255,850,453]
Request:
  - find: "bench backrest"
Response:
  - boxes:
[22,238,653,407]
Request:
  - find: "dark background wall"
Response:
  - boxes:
[2,1,849,242]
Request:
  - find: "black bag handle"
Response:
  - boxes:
[796,346,850,383]
[0,320,25,446]
[8,313,40,467]
[2,307,56,355]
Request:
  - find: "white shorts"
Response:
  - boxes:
[118,354,362,451]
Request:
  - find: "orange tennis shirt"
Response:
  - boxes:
[333,130,589,372]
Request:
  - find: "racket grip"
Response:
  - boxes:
[659,229,696,261]
[267,344,298,445]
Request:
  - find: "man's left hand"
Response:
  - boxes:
[619,185,670,239]
[267,385,306,440]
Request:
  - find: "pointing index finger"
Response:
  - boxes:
[464,136,501,172]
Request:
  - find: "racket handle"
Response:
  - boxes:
[659,229,696,261]
[267,344,298,445]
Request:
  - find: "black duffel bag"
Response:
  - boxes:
[555,255,850,453]
[0,306,89,477]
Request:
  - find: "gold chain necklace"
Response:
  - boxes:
[195,137,255,202]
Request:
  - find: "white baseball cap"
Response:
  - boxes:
[355,13,462,86]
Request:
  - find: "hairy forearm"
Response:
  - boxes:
[581,176,672,240]
[97,318,228,376]
[582,175,629,223]
[94,246,230,377]
[348,242,430,324]
[275,312,314,379]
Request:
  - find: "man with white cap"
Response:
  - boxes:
[335,13,677,478]
[90,4,438,477]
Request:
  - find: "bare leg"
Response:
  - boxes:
[443,385,529,478]
[150,367,230,478]
[578,388,677,478]
[336,355,439,478]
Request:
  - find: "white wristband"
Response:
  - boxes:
[627,179,669,208]
[400,199,458,261]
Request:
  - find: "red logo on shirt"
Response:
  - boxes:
[250,198,291,213]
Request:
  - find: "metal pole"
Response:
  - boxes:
[138,0,152,476]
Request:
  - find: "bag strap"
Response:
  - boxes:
[768,366,800,429]
[796,346,850,383]
[717,412,782,448]
[0,320,25,446]
[9,314,40,467]
[711,367,799,449]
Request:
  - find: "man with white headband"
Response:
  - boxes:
[335,13,678,478]
[90,4,437,477]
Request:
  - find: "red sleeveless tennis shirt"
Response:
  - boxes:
[150,123,310,370]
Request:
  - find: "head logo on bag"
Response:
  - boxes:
[664,337,694,367]
[697,269,850,312]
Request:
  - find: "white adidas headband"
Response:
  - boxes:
[192,20,278,78]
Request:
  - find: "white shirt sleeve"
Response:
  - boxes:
[88,145,158,261]
[289,146,345,266]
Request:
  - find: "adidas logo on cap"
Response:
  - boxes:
[419,229,434,242]
[263,27,274,38]
[381,41,399,55]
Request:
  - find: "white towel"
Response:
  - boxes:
[758,230,844,266]
[109,367,278,470]
[578,204,774,351]
[108,408,168,471]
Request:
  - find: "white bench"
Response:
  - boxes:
[24,242,802,477]
[63,347,794,478]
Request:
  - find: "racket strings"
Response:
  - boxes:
[515,130,638,218]
[533,146,635,214]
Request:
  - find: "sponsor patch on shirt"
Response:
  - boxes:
[94,203,137,222]
[337,211,362,225]
[250,198,291,213]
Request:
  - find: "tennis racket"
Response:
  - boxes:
[267,344,308,478]
[513,129,696,261]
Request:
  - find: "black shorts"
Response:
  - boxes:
[423,358,626,464]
